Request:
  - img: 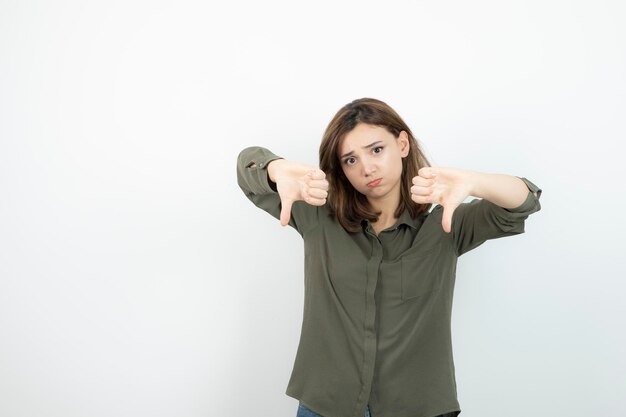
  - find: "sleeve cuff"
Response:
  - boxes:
[240,146,285,194]
[504,176,542,213]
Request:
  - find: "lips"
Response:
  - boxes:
[367,178,382,187]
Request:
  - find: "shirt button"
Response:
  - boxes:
[259,163,264,167]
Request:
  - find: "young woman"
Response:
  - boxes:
[236,98,542,417]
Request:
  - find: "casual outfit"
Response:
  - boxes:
[237,146,542,417]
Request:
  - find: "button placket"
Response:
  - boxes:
[355,229,382,417]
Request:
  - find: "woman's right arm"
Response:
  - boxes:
[236,146,326,237]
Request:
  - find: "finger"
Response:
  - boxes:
[418,166,437,179]
[280,198,294,226]
[410,185,433,196]
[441,204,456,234]
[410,193,433,204]
[307,178,329,190]
[412,176,436,186]
[304,196,327,206]
[308,169,326,180]
[306,187,329,199]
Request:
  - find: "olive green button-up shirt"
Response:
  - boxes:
[236,146,542,417]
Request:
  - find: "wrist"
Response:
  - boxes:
[465,170,488,198]
[267,158,287,183]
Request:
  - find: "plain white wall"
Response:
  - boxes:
[1,1,624,416]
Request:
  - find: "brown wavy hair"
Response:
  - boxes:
[319,98,433,233]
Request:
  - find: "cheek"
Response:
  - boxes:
[395,158,404,176]
[386,154,403,178]
[343,169,361,190]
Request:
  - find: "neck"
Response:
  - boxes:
[368,194,400,225]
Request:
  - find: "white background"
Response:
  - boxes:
[1,1,625,416]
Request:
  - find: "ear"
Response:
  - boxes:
[399,130,410,157]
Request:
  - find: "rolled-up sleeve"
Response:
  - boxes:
[451,177,542,257]
[236,146,319,236]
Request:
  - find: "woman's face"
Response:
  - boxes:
[338,123,410,201]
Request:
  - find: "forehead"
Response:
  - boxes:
[339,124,391,153]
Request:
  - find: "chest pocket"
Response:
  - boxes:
[400,242,444,301]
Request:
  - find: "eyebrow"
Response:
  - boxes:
[340,141,383,159]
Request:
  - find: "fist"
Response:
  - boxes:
[268,159,329,227]
[410,166,471,233]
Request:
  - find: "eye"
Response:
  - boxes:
[344,157,356,166]
[373,146,383,154]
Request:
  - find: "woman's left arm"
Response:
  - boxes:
[466,172,539,209]
[411,166,541,239]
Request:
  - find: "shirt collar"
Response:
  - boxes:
[361,208,423,231]
[396,208,421,230]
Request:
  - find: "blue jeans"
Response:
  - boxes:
[297,403,371,417]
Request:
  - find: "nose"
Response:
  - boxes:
[362,159,376,176]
